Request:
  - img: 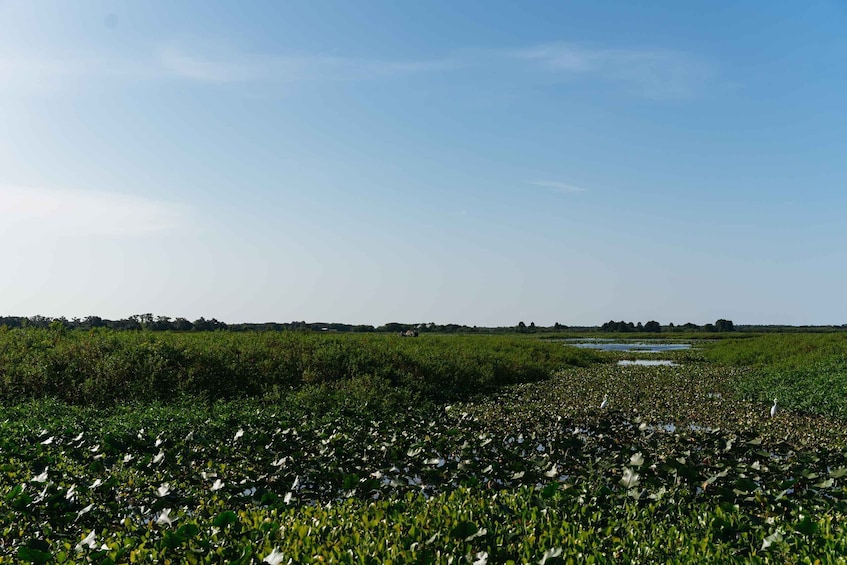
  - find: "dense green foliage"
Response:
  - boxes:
[703,333,847,418]
[1,332,846,562]
[2,359,847,563]
[0,329,599,406]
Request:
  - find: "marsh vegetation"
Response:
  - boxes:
[1,329,846,563]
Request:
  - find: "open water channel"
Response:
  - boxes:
[563,339,692,367]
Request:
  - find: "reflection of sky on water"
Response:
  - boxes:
[617,359,676,366]
[569,342,691,352]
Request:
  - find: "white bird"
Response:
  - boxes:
[770,398,777,418]
[600,394,608,410]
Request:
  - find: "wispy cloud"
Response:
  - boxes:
[530,181,588,195]
[157,41,714,98]
[511,43,714,99]
[1,40,714,100]
[0,186,188,236]
[157,43,458,84]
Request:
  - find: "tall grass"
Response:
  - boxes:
[0,328,600,406]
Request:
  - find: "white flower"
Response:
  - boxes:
[76,503,94,520]
[211,479,224,491]
[123,454,134,463]
[152,450,165,464]
[156,483,171,497]
[472,551,489,565]
[539,548,563,564]
[620,467,640,488]
[263,547,286,565]
[75,530,96,551]
[34,485,49,503]
[65,484,77,500]
[761,528,784,550]
[32,468,48,483]
[90,478,102,489]
[156,508,174,526]
[72,432,84,442]
[234,428,244,441]
[40,436,54,445]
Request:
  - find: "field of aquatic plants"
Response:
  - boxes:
[1,331,847,563]
[702,333,847,419]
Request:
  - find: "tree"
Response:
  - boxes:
[643,320,661,333]
[82,316,105,329]
[715,319,735,332]
[151,316,172,331]
[517,321,527,333]
[173,317,193,331]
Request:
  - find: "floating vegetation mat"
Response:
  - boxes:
[1,363,847,563]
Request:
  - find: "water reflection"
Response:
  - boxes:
[617,359,676,366]
[568,341,691,353]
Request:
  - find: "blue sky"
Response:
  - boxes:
[1,1,845,326]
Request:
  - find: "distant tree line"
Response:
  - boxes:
[4,315,844,334]
[601,319,737,333]
[601,320,663,333]
[0,315,584,334]
[0,315,365,332]
[0,315,230,332]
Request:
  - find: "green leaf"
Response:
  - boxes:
[795,516,818,536]
[829,467,847,479]
[450,521,478,540]
[5,484,23,501]
[18,544,51,565]
[161,531,186,550]
[213,511,239,527]
[540,483,558,499]
[177,523,200,538]
[342,474,360,490]
[734,478,758,493]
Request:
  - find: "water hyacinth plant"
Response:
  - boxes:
[0,330,844,561]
